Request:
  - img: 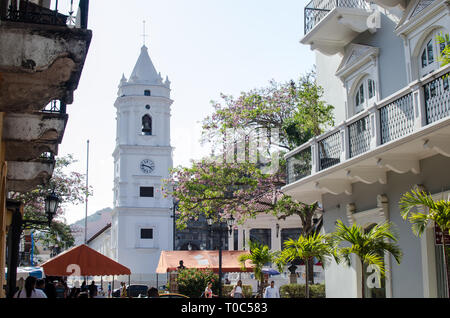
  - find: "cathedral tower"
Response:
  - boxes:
[111,45,173,283]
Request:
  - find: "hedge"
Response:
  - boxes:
[280,284,325,298]
[176,268,219,298]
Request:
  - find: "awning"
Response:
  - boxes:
[40,244,131,276]
[5,267,45,280]
[156,250,255,273]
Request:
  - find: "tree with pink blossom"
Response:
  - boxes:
[164,71,331,231]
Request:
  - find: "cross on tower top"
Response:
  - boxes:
[142,20,148,46]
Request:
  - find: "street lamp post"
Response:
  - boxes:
[206,215,234,298]
[172,200,179,250]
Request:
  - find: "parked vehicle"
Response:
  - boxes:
[158,293,189,298]
[112,285,148,298]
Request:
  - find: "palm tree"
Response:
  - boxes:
[400,188,450,297]
[238,240,279,297]
[331,220,402,298]
[276,232,333,298]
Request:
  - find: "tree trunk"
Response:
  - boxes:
[260,277,264,298]
[361,260,365,299]
[305,258,310,298]
[442,238,450,298]
[308,257,315,285]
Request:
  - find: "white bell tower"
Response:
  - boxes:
[111,44,173,283]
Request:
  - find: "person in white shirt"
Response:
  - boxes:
[14,276,47,298]
[231,280,243,298]
[263,281,280,298]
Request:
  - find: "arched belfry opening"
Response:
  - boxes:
[142,114,152,135]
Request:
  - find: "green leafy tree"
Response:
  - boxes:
[202,70,334,151]
[276,233,333,298]
[399,188,450,298]
[10,154,91,252]
[437,33,450,66]
[176,268,219,298]
[238,241,280,297]
[331,220,402,298]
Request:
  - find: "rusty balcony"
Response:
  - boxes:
[0,0,91,113]
[6,155,55,192]
[2,100,68,162]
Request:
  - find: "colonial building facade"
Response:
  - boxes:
[283,0,449,297]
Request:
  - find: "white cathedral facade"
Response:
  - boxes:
[89,44,174,285]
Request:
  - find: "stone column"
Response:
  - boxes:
[237,227,243,250]
[244,228,250,251]
[271,224,279,251]
[228,228,234,251]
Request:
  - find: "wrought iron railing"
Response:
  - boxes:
[304,0,370,34]
[3,0,89,29]
[379,93,414,144]
[285,66,450,185]
[41,100,66,114]
[425,73,450,124]
[39,151,55,161]
[318,131,341,171]
[287,147,312,184]
[349,115,371,158]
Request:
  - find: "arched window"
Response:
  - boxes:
[419,29,449,78]
[354,77,377,114]
[144,90,151,96]
[141,115,152,135]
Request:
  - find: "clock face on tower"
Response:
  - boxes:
[140,159,155,174]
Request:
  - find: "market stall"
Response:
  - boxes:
[156,250,254,273]
[40,244,131,294]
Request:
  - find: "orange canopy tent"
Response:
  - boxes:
[40,244,131,276]
[156,250,255,273]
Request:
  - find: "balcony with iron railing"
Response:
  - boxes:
[304,0,371,34]
[301,0,373,55]
[1,0,89,28]
[0,0,92,113]
[284,65,450,203]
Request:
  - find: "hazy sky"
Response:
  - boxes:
[59,0,315,224]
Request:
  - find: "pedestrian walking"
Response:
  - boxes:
[36,279,45,292]
[230,280,243,298]
[14,276,47,298]
[44,278,56,298]
[263,281,280,298]
[147,287,159,298]
[120,282,127,298]
[108,282,112,298]
[80,280,88,293]
[204,282,216,298]
[88,280,98,298]
[55,280,66,298]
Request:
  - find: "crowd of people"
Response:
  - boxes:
[13,276,107,299]
[202,279,280,298]
[15,275,280,299]
[13,276,161,299]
